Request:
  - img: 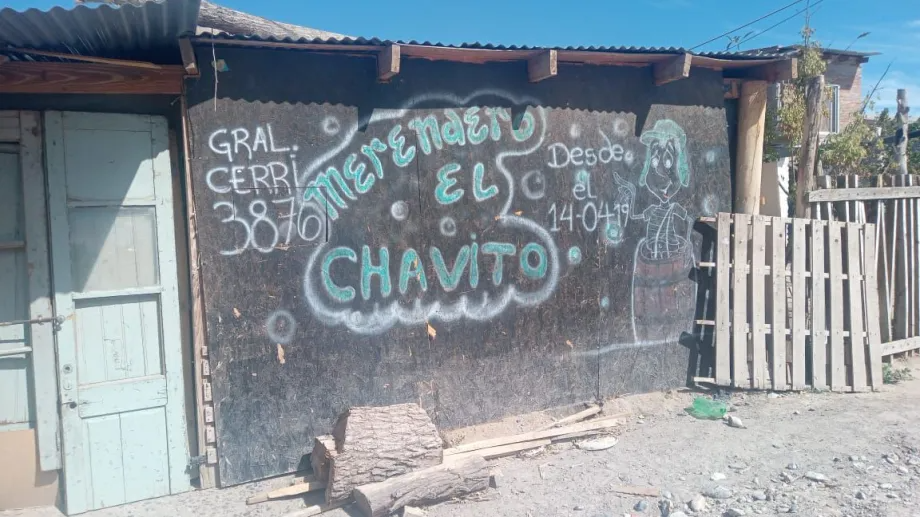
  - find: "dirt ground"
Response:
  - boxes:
[9,357,920,517]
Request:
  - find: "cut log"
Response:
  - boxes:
[311,435,336,482]
[536,404,601,431]
[246,481,326,505]
[444,412,627,456]
[353,455,490,517]
[325,404,442,505]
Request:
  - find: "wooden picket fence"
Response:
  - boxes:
[701,212,883,391]
[809,174,920,356]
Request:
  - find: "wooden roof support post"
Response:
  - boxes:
[377,44,400,82]
[528,50,557,83]
[653,53,691,86]
[734,80,768,214]
[179,38,199,77]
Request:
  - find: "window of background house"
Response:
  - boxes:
[820,84,841,134]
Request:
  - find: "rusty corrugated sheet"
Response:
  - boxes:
[0,0,200,63]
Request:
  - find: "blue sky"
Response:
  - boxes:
[7,0,919,111]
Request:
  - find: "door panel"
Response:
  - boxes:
[46,111,188,514]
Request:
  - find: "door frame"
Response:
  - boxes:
[44,111,190,513]
[0,111,61,471]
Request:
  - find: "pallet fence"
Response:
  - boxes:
[698,212,883,391]
[809,174,920,356]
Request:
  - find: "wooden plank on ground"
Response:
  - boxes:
[445,440,551,461]
[791,219,808,390]
[444,413,628,456]
[536,405,601,431]
[827,221,847,391]
[811,220,828,389]
[863,224,884,388]
[732,214,751,388]
[751,215,768,389]
[246,481,327,505]
[715,212,732,385]
[770,217,787,390]
[845,223,868,392]
[611,485,660,497]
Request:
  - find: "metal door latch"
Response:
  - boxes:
[0,315,64,332]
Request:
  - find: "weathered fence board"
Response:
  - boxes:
[704,213,881,391]
[715,213,732,386]
[809,174,920,355]
[731,213,750,387]
[791,219,807,390]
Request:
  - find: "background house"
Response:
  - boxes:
[748,45,878,217]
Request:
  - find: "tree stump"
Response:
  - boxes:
[324,403,442,505]
[353,455,490,517]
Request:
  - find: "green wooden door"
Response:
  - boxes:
[45,112,189,514]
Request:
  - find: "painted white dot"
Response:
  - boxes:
[569,124,581,139]
[322,116,341,136]
[292,144,299,152]
[613,118,629,137]
[439,216,457,237]
[624,150,635,166]
[390,200,409,221]
[705,150,717,164]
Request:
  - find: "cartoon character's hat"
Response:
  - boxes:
[639,119,690,187]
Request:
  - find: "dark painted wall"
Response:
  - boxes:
[185,46,731,485]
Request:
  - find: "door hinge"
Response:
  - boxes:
[187,448,217,472]
[187,454,207,471]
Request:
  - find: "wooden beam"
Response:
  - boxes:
[724,78,741,99]
[179,38,199,77]
[0,62,183,95]
[528,50,557,83]
[653,53,691,86]
[810,186,920,203]
[738,58,797,82]
[3,47,162,70]
[734,81,768,214]
[882,336,920,356]
[377,44,400,82]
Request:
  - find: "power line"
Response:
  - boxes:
[689,0,809,51]
[732,0,826,49]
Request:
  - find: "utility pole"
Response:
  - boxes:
[897,89,910,174]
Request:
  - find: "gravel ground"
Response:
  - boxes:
[7,357,920,517]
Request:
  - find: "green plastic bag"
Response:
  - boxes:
[686,397,727,420]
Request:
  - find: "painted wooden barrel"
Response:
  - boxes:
[631,238,697,343]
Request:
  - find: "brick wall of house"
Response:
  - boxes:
[824,57,863,130]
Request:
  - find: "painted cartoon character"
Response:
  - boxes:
[611,119,696,343]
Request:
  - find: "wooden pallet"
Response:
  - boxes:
[704,213,883,391]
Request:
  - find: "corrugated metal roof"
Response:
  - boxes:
[199,33,787,60]
[740,45,879,58]
[0,0,200,63]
